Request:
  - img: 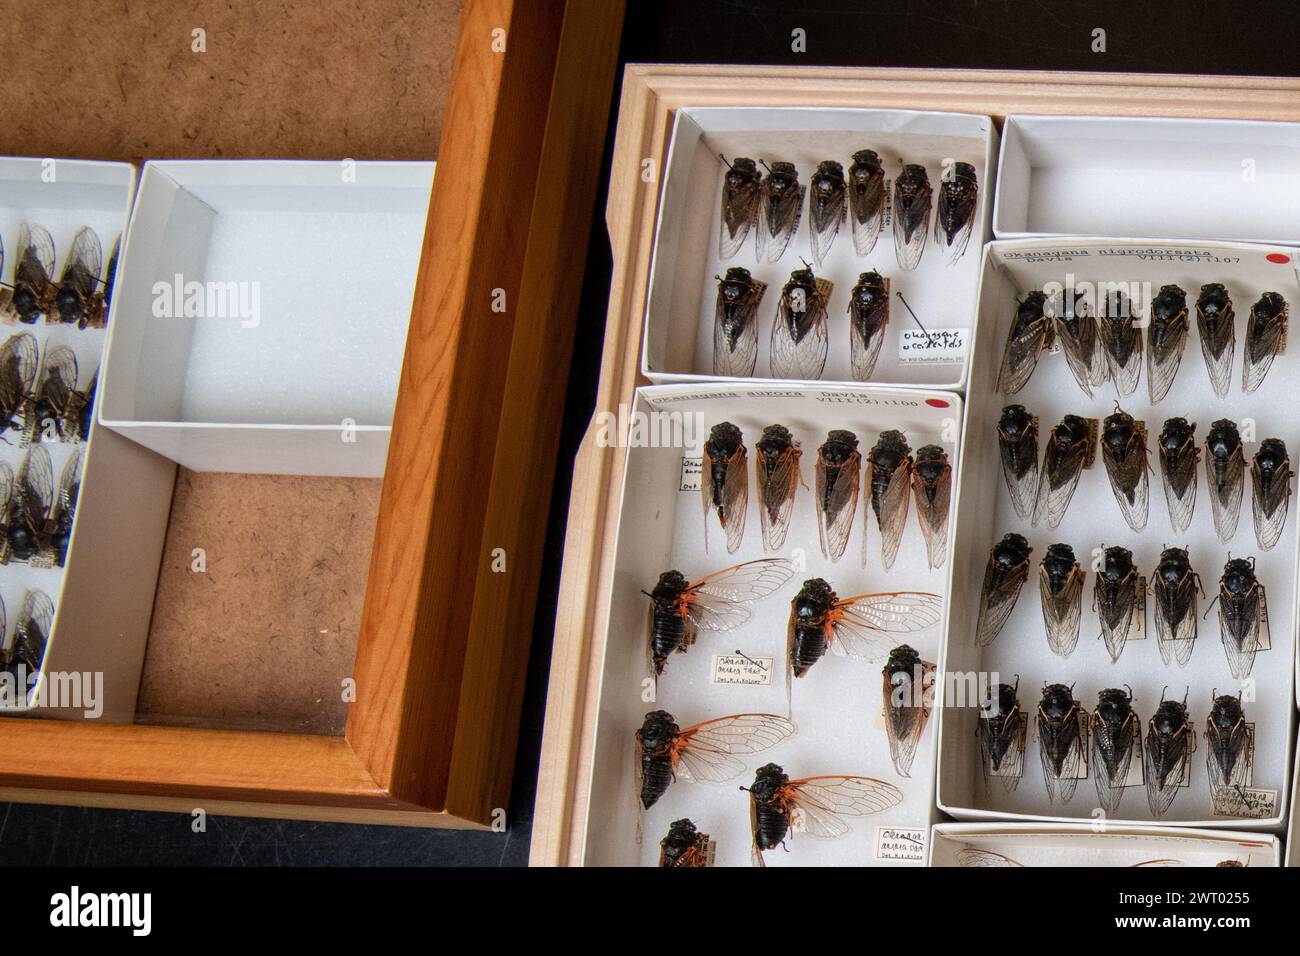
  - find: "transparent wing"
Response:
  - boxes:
[16,443,54,526]
[1144,728,1191,817]
[1206,449,1245,542]
[881,660,934,777]
[784,774,904,839]
[759,184,804,263]
[0,333,40,424]
[1219,584,1266,681]
[1197,303,1235,400]
[978,712,1026,792]
[976,559,1028,647]
[808,188,845,268]
[1039,565,1084,658]
[1160,438,1199,534]
[61,226,103,299]
[1103,433,1150,532]
[674,713,796,783]
[999,425,1039,521]
[869,459,912,571]
[1091,713,1139,813]
[996,315,1048,395]
[719,174,759,260]
[688,557,796,605]
[1101,320,1143,397]
[912,462,951,571]
[815,449,860,563]
[16,223,55,287]
[1033,434,1091,529]
[849,296,889,382]
[956,848,1023,868]
[1097,574,1146,663]
[892,184,932,272]
[1053,314,1105,398]
[1146,312,1188,404]
[770,281,830,380]
[1153,574,1198,667]
[1040,713,1086,804]
[848,172,884,256]
[712,283,763,378]
[1242,304,1286,393]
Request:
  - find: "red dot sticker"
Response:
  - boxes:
[1267,253,1290,264]
[925,398,950,408]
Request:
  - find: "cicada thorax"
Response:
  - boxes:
[1100,408,1149,532]
[719,156,761,259]
[848,270,889,381]
[1251,437,1291,551]
[1146,284,1189,404]
[659,819,711,868]
[1039,542,1083,658]
[847,149,885,256]
[1195,283,1235,398]
[747,762,793,853]
[636,710,681,809]
[892,163,933,271]
[647,570,692,675]
[789,577,837,677]
[934,161,978,262]
[997,291,1051,395]
[1205,418,1245,541]
[1243,291,1288,393]
[997,404,1039,520]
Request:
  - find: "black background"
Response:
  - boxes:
[3,0,1298,867]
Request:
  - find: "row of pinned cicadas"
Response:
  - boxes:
[714,266,898,381]
[0,223,117,329]
[998,284,1289,400]
[998,405,1291,548]
[701,421,951,568]
[977,534,1268,678]
[979,682,1254,819]
[0,444,82,570]
[0,589,54,694]
[0,332,97,444]
[719,153,977,270]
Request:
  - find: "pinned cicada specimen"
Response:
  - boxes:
[911,444,951,570]
[1144,691,1194,817]
[1033,414,1097,529]
[1,223,57,325]
[996,291,1051,395]
[1158,418,1199,534]
[1196,283,1235,399]
[997,404,1039,521]
[1145,284,1189,404]
[1099,289,1142,397]
[5,444,80,568]
[770,263,831,379]
[892,163,932,271]
[712,267,766,377]
[1094,545,1146,663]
[1205,693,1254,802]
[754,425,801,552]
[102,236,120,317]
[33,346,96,443]
[658,819,713,868]
[807,161,846,267]
[846,149,885,256]
[934,161,978,264]
[1251,437,1291,551]
[1100,407,1149,532]
[785,577,941,691]
[956,848,1023,867]
[702,421,748,553]
[1242,291,1288,393]
[1051,290,1107,397]
[0,332,40,438]
[1151,547,1202,668]
[1090,687,1140,813]
[848,270,890,381]
[1036,683,1088,804]
[756,160,804,263]
[1205,418,1245,541]
[1039,543,1084,658]
[865,429,912,571]
[814,429,860,562]
[643,558,795,678]
[718,155,761,260]
[975,532,1032,647]
[635,710,796,810]
[744,762,903,867]
[881,644,933,778]
[1214,556,1269,681]
[977,680,1027,792]
[4,590,53,691]
[52,227,106,328]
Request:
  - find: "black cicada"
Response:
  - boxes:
[1205,418,1245,542]
[658,819,713,868]
[1033,414,1097,529]
[1144,691,1193,817]
[1094,545,1146,663]
[770,263,831,379]
[3,589,53,691]
[997,404,1039,521]
[52,227,105,328]
[866,429,912,571]
[975,532,1032,647]
[702,421,748,553]
[1204,693,1254,804]
[1145,284,1189,404]
[1100,406,1149,532]
[881,644,934,778]
[1151,547,1202,668]
[847,149,885,256]
[848,270,890,381]
[814,429,860,562]
[934,161,978,264]
[1036,683,1088,804]
[911,444,951,570]
[0,332,40,438]
[1214,556,1269,680]
[1099,289,1142,397]
[718,155,761,260]
[1091,687,1140,813]
[1039,542,1084,658]
[1251,437,1291,551]
[635,710,795,810]
[1242,291,1288,393]
[1,223,57,325]
[744,762,903,867]
[33,346,96,443]
[643,558,795,678]
[1157,417,1199,534]
[977,679,1027,792]
[1196,283,1234,399]
[1051,290,1108,397]
[757,160,804,263]
[807,160,846,267]
[754,425,801,552]
[5,444,80,568]
[892,163,932,271]
[996,291,1051,395]
[712,267,766,377]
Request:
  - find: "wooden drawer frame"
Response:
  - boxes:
[530,64,1300,864]
[0,0,624,829]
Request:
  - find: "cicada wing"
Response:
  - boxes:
[848,296,889,382]
[868,460,912,571]
[1091,713,1138,814]
[881,660,934,778]
[956,849,1023,868]
[1197,303,1235,400]
[1252,458,1291,552]
[837,591,943,635]
[15,223,56,289]
[1207,450,1245,542]
[1160,439,1199,534]
[912,463,952,571]
[61,226,103,300]
[1219,584,1266,681]
[996,316,1049,395]
[1033,435,1091,530]
[759,184,804,263]
[713,281,764,377]
[688,557,795,606]
[998,426,1039,522]
[1039,565,1084,658]
[1039,712,1086,804]
[770,281,830,380]
[978,711,1026,793]
[719,176,759,261]
[16,443,55,527]
[1102,434,1150,532]
[815,449,860,563]
[1153,574,1198,667]
[783,775,904,839]
[808,190,845,268]
[756,447,801,552]
[0,332,40,429]
[975,560,1028,647]
[1147,314,1188,404]
[721,448,750,554]
[1101,322,1143,397]
[1205,722,1253,796]
[848,173,884,256]
[1053,315,1106,398]
[1098,574,1146,664]
[1243,305,1286,393]
[893,188,932,272]
[673,713,796,783]
[1144,728,1191,817]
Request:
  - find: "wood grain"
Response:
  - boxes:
[529,66,1300,865]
